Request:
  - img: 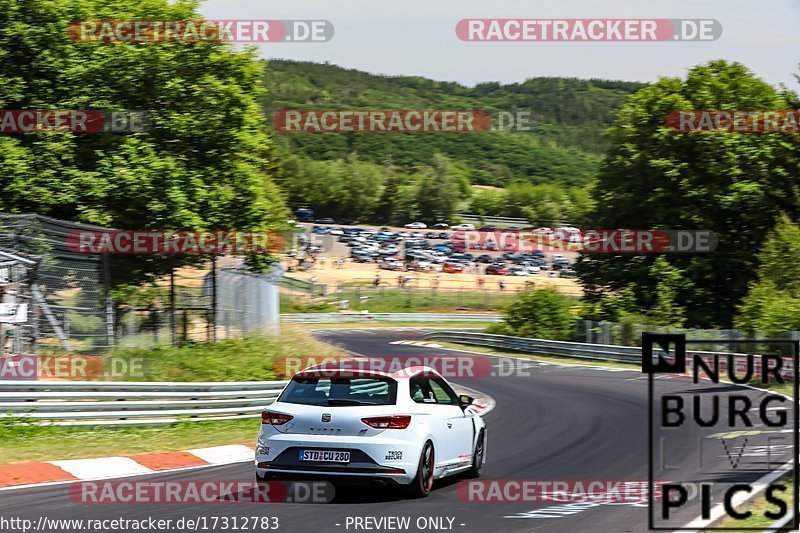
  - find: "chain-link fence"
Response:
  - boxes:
[216,267,281,338]
[0,213,110,354]
[575,319,800,348]
[114,262,282,348]
[0,213,282,354]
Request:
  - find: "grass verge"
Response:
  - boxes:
[281,288,518,313]
[714,475,794,530]
[1,327,349,465]
[0,417,260,465]
[107,325,348,381]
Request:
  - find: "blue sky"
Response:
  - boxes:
[200,0,799,89]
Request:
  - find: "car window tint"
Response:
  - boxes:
[279,377,397,406]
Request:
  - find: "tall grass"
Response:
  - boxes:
[106,326,348,381]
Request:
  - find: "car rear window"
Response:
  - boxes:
[278,376,398,406]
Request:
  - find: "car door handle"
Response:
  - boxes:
[447,422,453,429]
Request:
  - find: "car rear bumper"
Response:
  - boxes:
[256,470,404,487]
[255,434,422,484]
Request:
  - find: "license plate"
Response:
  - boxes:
[298,449,350,463]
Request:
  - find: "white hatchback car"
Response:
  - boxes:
[255,365,486,497]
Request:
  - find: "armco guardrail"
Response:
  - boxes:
[423,331,641,362]
[421,331,797,377]
[0,381,289,426]
[281,313,503,323]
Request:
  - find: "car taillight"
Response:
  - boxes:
[361,415,411,429]
[261,411,293,425]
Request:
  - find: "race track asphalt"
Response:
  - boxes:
[0,329,793,533]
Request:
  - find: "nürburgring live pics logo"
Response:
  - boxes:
[644,333,799,530]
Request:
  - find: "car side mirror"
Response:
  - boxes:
[458,394,474,410]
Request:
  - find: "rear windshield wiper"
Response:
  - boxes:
[327,399,378,406]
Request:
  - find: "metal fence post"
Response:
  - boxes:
[211,256,217,342]
[103,254,114,349]
[170,262,176,347]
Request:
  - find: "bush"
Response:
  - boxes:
[485,322,515,336]
[501,286,577,341]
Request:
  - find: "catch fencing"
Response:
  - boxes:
[0,213,110,354]
[0,213,282,354]
[575,319,800,347]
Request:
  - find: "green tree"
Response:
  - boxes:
[576,60,800,327]
[372,162,400,224]
[647,257,687,327]
[0,0,288,285]
[736,215,800,334]
[412,154,465,224]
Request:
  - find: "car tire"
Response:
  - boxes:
[465,430,485,479]
[406,441,434,498]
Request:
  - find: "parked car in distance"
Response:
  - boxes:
[352,252,373,263]
[442,263,465,273]
[518,262,541,273]
[507,267,530,276]
[477,254,493,263]
[405,222,427,229]
[379,259,404,270]
[451,223,476,231]
[294,208,314,222]
[432,223,449,230]
[437,232,449,240]
[485,264,509,275]
[316,217,335,224]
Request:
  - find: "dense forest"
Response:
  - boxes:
[261,59,645,222]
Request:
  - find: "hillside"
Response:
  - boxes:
[261,59,646,187]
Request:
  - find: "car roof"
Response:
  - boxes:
[295,363,442,380]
